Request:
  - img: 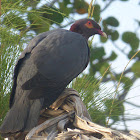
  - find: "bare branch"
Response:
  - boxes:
[49,0,58,7]
[101,68,132,83]
[122,113,128,131]
[111,40,127,56]
[59,20,74,28]
[125,101,140,108]
[25,88,140,140]
[101,1,114,12]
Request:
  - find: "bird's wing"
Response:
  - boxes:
[22,30,89,99]
[10,30,56,108]
[13,30,55,79]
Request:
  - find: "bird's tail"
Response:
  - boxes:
[0,92,43,138]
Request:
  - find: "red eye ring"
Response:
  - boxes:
[85,21,94,28]
[87,21,92,25]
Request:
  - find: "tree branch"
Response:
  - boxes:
[25,88,140,140]
[59,20,74,28]
[101,0,114,12]
[122,113,128,131]
[101,68,131,83]
[111,40,127,56]
[125,101,140,108]
[49,0,58,7]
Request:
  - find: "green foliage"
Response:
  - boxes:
[93,4,100,22]
[59,1,72,16]
[131,61,140,77]
[102,17,120,42]
[122,32,139,49]
[121,76,133,89]
[0,26,26,134]
[111,30,119,41]
[72,75,105,122]
[74,0,89,14]
[109,51,117,61]
[71,75,125,126]
[39,7,64,24]
[100,35,108,43]
[28,12,50,34]
[104,99,124,122]
[3,12,26,29]
[90,47,105,61]
[100,62,110,75]
[105,17,119,27]
[89,108,106,125]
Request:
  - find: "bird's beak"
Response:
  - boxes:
[96,29,107,38]
[100,32,107,38]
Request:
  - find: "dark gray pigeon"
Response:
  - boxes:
[0,18,107,138]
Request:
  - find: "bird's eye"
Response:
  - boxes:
[85,21,94,28]
[88,21,91,25]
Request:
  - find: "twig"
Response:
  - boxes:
[101,0,114,12]
[59,20,74,28]
[119,76,137,101]
[125,101,140,108]
[122,113,128,131]
[106,50,140,126]
[25,88,140,140]
[123,117,140,121]
[101,68,131,83]
[111,40,127,56]
[49,0,58,7]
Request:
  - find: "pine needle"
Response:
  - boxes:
[106,50,140,126]
[88,0,96,18]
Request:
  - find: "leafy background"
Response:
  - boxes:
[0,0,140,139]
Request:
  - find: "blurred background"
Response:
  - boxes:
[0,0,140,138]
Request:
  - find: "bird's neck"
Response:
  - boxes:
[70,24,89,41]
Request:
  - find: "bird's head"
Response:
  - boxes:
[70,18,107,40]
